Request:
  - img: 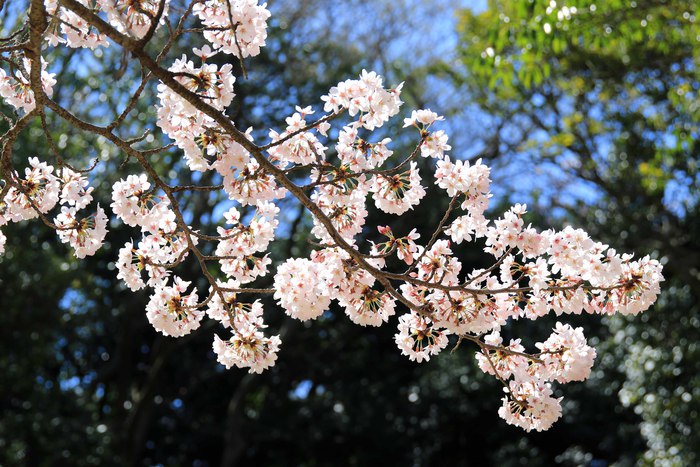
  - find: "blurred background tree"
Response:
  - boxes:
[0,0,696,465]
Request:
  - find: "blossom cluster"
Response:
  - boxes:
[44,0,110,49]
[0,58,56,113]
[0,0,665,432]
[156,55,236,170]
[475,323,597,431]
[209,281,281,373]
[0,158,106,258]
[193,0,271,58]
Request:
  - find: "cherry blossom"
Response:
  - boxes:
[59,168,94,210]
[112,174,177,234]
[193,0,271,58]
[371,162,426,215]
[2,157,60,222]
[498,375,563,432]
[536,322,597,383]
[394,311,450,363]
[116,241,147,291]
[0,58,56,113]
[99,0,170,39]
[273,258,331,321]
[321,70,403,130]
[146,277,203,337]
[341,287,396,327]
[44,0,109,49]
[213,326,281,373]
[54,205,108,259]
[268,107,328,167]
[403,109,444,129]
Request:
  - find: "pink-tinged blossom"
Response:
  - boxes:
[0,58,56,113]
[146,277,203,337]
[340,288,396,327]
[396,229,422,265]
[476,332,529,380]
[116,241,146,291]
[414,239,462,285]
[268,107,328,167]
[395,311,449,363]
[403,109,444,128]
[430,290,503,335]
[1,157,60,223]
[99,0,170,39]
[182,123,253,172]
[515,226,548,259]
[335,125,394,171]
[545,226,598,278]
[610,256,664,316]
[215,201,279,258]
[273,258,331,321]
[371,162,425,215]
[536,322,597,383]
[311,247,377,303]
[437,158,491,243]
[44,0,109,49]
[484,204,525,257]
[205,280,266,330]
[435,157,491,197]
[59,168,93,210]
[311,188,368,243]
[321,70,403,130]
[446,212,486,244]
[371,226,422,266]
[0,230,5,255]
[54,205,108,258]
[193,0,271,58]
[220,254,271,284]
[549,287,587,316]
[115,229,194,292]
[308,166,370,206]
[213,326,281,373]
[210,128,253,175]
[520,258,551,294]
[420,130,451,159]
[522,293,550,320]
[111,174,177,234]
[156,56,236,160]
[310,248,352,297]
[221,160,286,206]
[498,376,563,432]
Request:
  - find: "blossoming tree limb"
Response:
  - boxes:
[0,0,663,431]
